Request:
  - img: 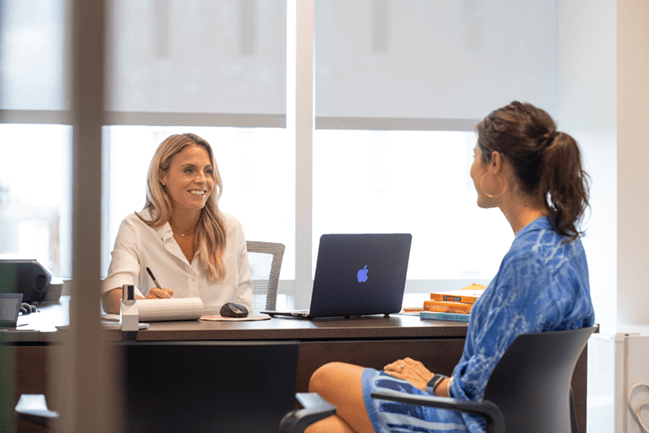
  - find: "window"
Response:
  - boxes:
[312,0,558,293]
[1,0,560,306]
[313,129,512,281]
[102,126,295,278]
[0,0,71,276]
[0,124,72,276]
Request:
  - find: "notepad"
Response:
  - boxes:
[101,298,204,322]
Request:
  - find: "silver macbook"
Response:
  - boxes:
[263,233,412,319]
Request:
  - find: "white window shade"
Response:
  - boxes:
[315,0,558,130]
[0,0,69,112]
[106,0,287,126]
[1,0,287,127]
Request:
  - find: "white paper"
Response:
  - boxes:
[101,298,204,322]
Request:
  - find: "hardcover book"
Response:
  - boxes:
[419,311,470,322]
[423,300,473,314]
[428,283,486,304]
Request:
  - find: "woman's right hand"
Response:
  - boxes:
[144,287,174,299]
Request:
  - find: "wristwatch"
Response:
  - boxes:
[427,373,447,394]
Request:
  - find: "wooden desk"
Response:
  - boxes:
[134,315,469,393]
[8,300,589,433]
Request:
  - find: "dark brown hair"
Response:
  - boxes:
[476,101,590,240]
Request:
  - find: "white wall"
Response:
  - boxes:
[615,0,649,329]
[558,0,649,333]
[559,1,649,432]
[558,0,618,333]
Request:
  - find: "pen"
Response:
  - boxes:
[146,267,162,289]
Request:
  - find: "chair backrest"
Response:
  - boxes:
[483,326,596,433]
[247,241,285,311]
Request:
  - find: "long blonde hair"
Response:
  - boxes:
[138,133,227,281]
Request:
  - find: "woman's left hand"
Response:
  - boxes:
[384,357,435,391]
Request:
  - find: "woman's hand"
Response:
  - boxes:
[144,287,174,299]
[383,357,435,391]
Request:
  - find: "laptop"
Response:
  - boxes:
[263,233,412,319]
[0,293,23,328]
[120,341,299,433]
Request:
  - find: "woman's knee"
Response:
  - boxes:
[309,362,365,395]
[309,362,346,392]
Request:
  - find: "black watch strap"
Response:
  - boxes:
[427,374,446,392]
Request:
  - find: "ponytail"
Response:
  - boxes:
[477,101,590,241]
[539,131,590,241]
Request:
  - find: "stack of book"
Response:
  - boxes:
[420,283,486,322]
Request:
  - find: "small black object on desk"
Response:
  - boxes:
[220,302,249,318]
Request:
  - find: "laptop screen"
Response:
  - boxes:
[309,233,412,318]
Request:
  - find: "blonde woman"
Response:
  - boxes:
[102,133,252,314]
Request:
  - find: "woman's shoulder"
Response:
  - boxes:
[218,212,246,242]
[221,212,243,229]
[496,219,588,300]
[118,211,143,228]
[119,209,168,237]
[513,217,584,258]
[121,209,152,227]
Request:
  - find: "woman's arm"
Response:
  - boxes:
[102,288,123,314]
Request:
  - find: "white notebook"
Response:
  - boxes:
[101,297,204,322]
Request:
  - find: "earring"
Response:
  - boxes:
[480,173,507,198]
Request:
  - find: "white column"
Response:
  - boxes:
[295,0,315,309]
[55,1,117,431]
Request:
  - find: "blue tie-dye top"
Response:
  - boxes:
[450,216,595,432]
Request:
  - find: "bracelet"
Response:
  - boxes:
[427,374,446,393]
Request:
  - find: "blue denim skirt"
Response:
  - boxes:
[362,368,469,433]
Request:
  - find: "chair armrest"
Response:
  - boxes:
[279,392,336,433]
[15,394,59,428]
[371,391,505,433]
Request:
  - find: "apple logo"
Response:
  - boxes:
[357,265,369,283]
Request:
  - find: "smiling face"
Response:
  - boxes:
[160,144,214,213]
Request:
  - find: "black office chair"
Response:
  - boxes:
[279,393,336,433]
[280,326,596,433]
[371,326,597,433]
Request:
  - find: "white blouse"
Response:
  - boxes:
[102,209,253,314]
